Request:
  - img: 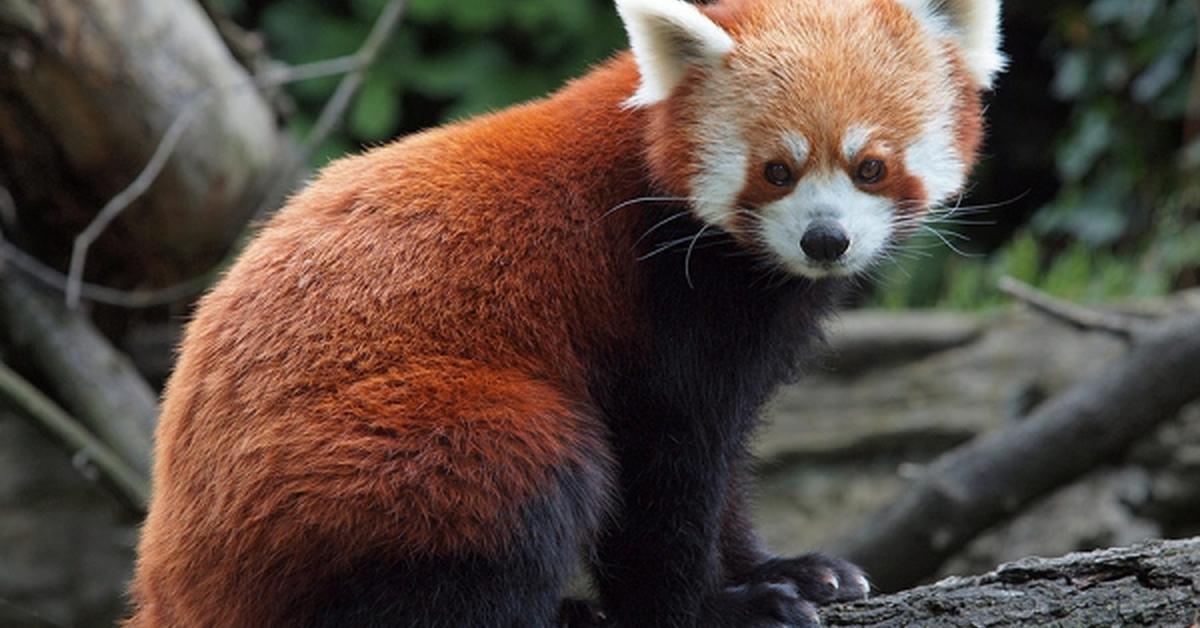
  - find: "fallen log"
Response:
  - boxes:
[833,311,1200,591]
[823,537,1200,626]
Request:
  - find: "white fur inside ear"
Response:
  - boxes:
[900,0,1007,88]
[616,0,735,107]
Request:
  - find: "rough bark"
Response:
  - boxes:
[823,538,1200,627]
[832,313,1200,592]
[0,0,283,287]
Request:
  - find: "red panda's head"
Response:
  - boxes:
[617,0,1004,279]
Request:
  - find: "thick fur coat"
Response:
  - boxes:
[127,0,1001,626]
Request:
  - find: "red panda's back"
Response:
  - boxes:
[129,57,647,627]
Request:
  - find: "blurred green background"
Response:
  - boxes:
[214,0,1200,307]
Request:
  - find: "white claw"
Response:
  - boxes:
[857,574,871,598]
[824,572,840,592]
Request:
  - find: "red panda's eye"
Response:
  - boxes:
[856,159,887,185]
[764,162,794,187]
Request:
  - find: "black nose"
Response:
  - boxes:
[800,222,850,262]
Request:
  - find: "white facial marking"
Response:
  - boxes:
[782,132,811,166]
[686,63,747,230]
[906,95,965,205]
[692,135,749,229]
[757,171,893,278]
[617,0,736,108]
[841,125,874,162]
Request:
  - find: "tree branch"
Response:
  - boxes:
[0,361,148,509]
[0,231,217,307]
[59,0,409,309]
[997,276,1148,341]
[0,54,363,309]
[834,312,1200,591]
[1,0,285,297]
[0,274,158,475]
[249,0,409,222]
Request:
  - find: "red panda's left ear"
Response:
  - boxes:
[616,0,735,108]
[900,0,1007,89]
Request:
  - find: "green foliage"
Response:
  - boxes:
[1040,0,1195,245]
[876,0,1198,308]
[215,0,625,163]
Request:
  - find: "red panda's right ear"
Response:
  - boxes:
[616,0,735,108]
[900,0,1006,89]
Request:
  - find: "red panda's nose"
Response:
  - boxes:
[800,221,850,262]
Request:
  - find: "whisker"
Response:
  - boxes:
[891,218,998,234]
[635,211,691,244]
[890,266,913,280]
[924,218,998,227]
[895,189,1032,221]
[638,230,725,262]
[941,189,1032,215]
[684,224,714,289]
[913,189,1033,219]
[881,242,933,260]
[601,196,691,220]
[919,225,979,258]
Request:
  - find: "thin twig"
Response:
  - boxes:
[64,100,207,308]
[998,276,1147,342]
[250,0,409,221]
[62,0,408,309]
[1,233,213,308]
[196,0,269,73]
[0,361,148,509]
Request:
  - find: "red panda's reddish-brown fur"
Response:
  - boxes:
[128,0,995,625]
[129,58,651,627]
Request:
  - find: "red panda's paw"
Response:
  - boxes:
[703,581,820,628]
[738,553,870,606]
[556,598,611,628]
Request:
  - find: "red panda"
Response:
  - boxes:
[127,0,1003,626]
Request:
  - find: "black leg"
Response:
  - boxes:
[591,414,817,628]
[591,451,724,626]
[719,458,772,582]
[720,459,870,607]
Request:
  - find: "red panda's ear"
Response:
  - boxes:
[616,0,735,108]
[900,0,1007,89]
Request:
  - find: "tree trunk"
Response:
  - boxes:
[0,0,284,288]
